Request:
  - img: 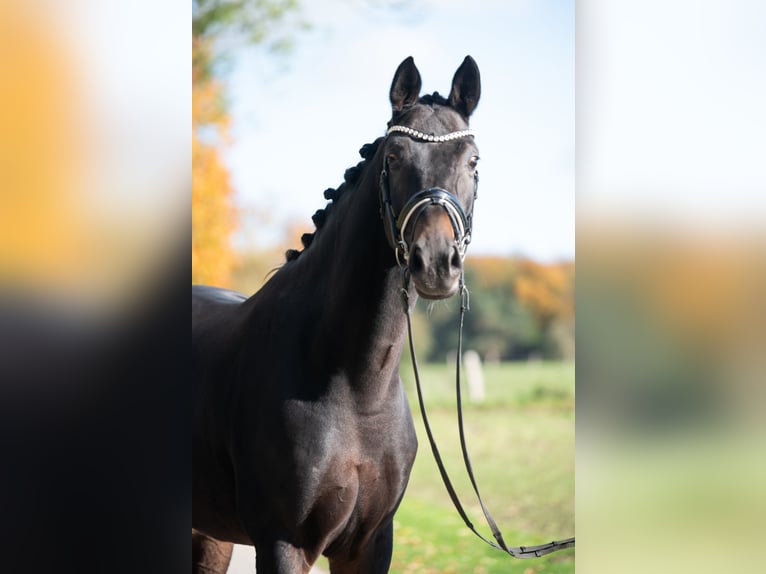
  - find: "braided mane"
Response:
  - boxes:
[284,137,384,262]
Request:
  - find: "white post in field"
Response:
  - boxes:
[463,349,485,403]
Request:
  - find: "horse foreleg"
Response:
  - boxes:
[254,538,313,574]
[328,520,394,574]
[192,529,234,574]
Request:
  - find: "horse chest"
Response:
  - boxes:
[304,434,413,556]
[280,401,416,548]
[290,406,413,497]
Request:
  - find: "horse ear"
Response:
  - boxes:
[449,56,481,118]
[390,56,422,112]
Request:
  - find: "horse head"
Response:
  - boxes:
[380,56,481,300]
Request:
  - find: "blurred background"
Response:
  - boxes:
[577,1,766,573]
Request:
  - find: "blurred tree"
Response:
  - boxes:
[0,4,85,288]
[515,258,575,358]
[463,259,545,360]
[228,217,312,294]
[414,257,575,362]
[192,0,303,286]
[193,0,302,56]
[515,258,574,331]
[192,61,235,286]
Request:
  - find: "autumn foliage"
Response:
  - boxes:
[191,38,238,286]
[515,258,575,328]
[191,1,303,287]
[0,4,85,287]
[463,256,575,360]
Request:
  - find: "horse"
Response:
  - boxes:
[192,55,481,574]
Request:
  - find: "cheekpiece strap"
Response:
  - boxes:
[386,125,475,143]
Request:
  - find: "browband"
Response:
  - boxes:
[386,125,476,143]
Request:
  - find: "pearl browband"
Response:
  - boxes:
[386,125,475,143]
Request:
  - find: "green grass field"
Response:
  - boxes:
[394,360,575,573]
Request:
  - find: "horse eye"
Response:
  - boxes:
[387,153,398,163]
[468,155,480,169]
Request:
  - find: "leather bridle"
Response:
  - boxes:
[378,125,478,268]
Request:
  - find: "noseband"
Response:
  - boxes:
[379,125,479,268]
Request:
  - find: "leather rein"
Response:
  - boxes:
[381,124,576,559]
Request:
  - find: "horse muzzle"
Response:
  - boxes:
[400,191,468,299]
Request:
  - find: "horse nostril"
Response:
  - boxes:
[450,248,462,272]
[409,246,425,274]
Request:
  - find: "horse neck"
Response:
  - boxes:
[285,153,414,394]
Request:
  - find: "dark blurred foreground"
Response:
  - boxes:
[0,252,189,574]
[0,1,189,572]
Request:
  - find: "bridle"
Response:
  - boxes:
[379,125,478,268]
[382,123,576,559]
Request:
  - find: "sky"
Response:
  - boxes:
[578,0,766,226]
[226,0,575,261]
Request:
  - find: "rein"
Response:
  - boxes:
[383,124,575,559]
[400,273,575,558]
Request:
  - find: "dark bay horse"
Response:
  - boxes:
[192,56,481,573]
